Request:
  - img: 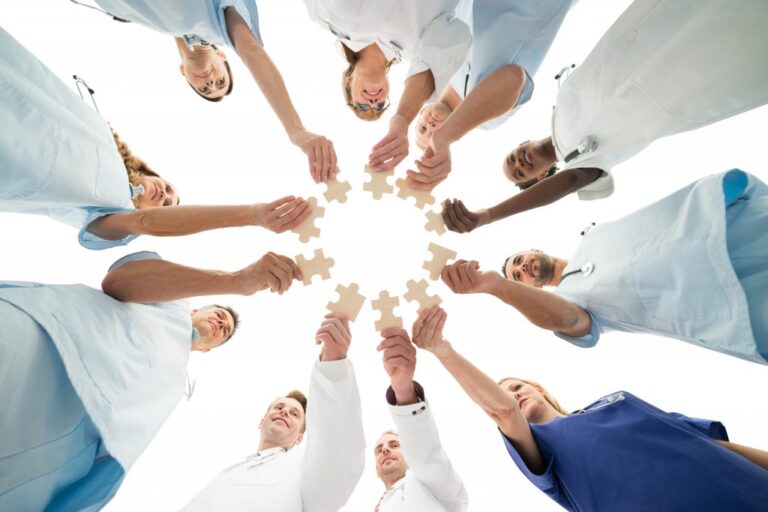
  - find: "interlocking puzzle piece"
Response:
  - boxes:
[371,291,403,331]
[291,197,325,243]
[395,177,435,209]
[323,176,352,204]
[404,279,442,312]
[326,282,367,322]
[424,209,446,235]
[422,242,458,280]
[363,164,394,199]
[295,248,335,286]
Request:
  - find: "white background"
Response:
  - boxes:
[2,1,767,510]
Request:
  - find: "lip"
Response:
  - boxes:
[274,417,289,428]
[363,88,383,100]
[518,397,529,408]
[152,183,160,202]
[381,457,396,465]
[522,149,533,168]
[209,319,219,337]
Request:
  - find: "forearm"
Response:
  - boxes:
[89,205,258,239]
[226,7,303,136]
[718,440,768,470]
[397,70,436,125]
[487,168,603,223]
[102,259,239,303]
[436,65,525,145]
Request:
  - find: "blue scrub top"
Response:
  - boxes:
[449,0,575,129]
[93,0,262,48]
[503,391,768,511]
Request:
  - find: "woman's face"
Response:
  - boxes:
[135,175,179,209]
[179,48,231,100]
[348,65,390,113]
[415,102,451,149]
[503,140,553,185]
[499,378,554,424]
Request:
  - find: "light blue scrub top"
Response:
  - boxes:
[449,0,575,129]
[553,170,767,365]
[502,391,768,511]
[0,28,138,250]
[0,251,193,472]
[93,0,263,48]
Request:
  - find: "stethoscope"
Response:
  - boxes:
[245,447,288,469]
[572,391,626,414]
[558,223,596,284]
[552,64,600,164]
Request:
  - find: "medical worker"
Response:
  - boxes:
[411,0,577,190]
[373,327,468,512]
[78,0,337,182]
[444,170,768,365]
[0,29,311,250]
[181,313,365,512]
[0,249,302,511]
[409,305,768,511]
[301,0,471,173]
[440,0,768,233]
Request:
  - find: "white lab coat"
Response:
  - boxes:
[553,170,767,365]
[182,358,365,512]
[378,400,468,512]
[301,0,471,102]
[551,0,768,200]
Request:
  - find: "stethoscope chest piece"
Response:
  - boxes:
[581,262,595,277]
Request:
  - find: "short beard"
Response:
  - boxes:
[536,254,555,285]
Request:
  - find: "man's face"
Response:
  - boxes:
[190,307,235,352]
[179,48,231,100]
[259,397,305,447]
[374,433,407,482]
[504,250,555,288]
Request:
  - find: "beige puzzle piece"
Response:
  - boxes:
[326,282,367,322]
[371,291,403,331]
[291,197,324,243]
[404,279,442,312]
[323,176,352,204]
[424,209,446,235]
[363,164,394,199]
[423,242,458,280]
[295,248,335,286]
[395,177,435,209]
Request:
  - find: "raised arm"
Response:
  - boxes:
[409,65,527,190]
[442,167,603,233]
[369,70,436,172]
[101,252,301,303]
[377,328,468,511]
[224,7,336,182]
[302,314,365,512]
[441,260,591,337]
[86,196,310,240]
[411,306,545,474]
[717,441,768,470]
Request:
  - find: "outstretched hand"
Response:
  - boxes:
[411,305,449,356]
[290,129,338,183]
[441,199,489,233]
[253,196,312,233]
[407,135,451,190]
[315,313,351,361]
[441,259,499,295]
[369,114,409,172]
[234,252,301,295]
[376,327,418,404]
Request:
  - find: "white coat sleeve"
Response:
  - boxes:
[389,387,469,512]
[301,358,365,512]
[408,13,471,102]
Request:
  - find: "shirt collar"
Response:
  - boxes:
[341,38,400,63]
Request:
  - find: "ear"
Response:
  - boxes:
[179,63,186,77]
[214,47,227,61]
[294,431,304,446]
[191,308,199,316]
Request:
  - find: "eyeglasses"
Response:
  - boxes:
[348,97,390,112]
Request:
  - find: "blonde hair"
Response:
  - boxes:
[110,128,167,208]
[339,42,389,122]
[264,390,308,433]
[498,377,569,416]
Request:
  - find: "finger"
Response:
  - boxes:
[321,316,351,345]
[275,200,311,230]
[319,142,329,182]
[317,321,348,349]
[271,197,301,217]
[328,144,338,179]
[369,139,403,163]
[380,327,408,339]
[443,201,467,233]
[382,342,416,362]
[269,263,292,294]
[274,253,301,282]
[411,310,427,341]
[267,195,296,210]
[312,144,321,181]
[306,149,319,183]
[371,133,397,152]
[376,333,411,352]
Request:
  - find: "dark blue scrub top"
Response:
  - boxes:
[502,391,768,511]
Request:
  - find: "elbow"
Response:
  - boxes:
[555,306,591,338]
[101,271,126,301]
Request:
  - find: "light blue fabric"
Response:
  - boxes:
[0,28,138,250]
[93,0,262,48]
[0,252,193,511]
[449,0,575,129]
[554,170,767,365]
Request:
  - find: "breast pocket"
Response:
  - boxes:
[629,239,732,321]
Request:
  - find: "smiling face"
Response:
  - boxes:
[259,397,306,448]
[503,250,556,288]
[499,378,557,424]
[179,46,231,101]
[415,102,452,149]
[190,307,235,352]
[133,175,179,209]
[503,140,556,186]
[374,433,408,484]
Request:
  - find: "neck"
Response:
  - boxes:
[540,136,557,165]
[357,43,389,70]
[382,471,405,491]
[258,438,291,452]
[549,258,569,285]
[174,37,212,61]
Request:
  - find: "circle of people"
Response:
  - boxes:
[2,0,768,511]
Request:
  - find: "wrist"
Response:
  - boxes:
[433,340,454,362]
[392,382,419,405]
[287,125,306,142]
[248,204,265,228]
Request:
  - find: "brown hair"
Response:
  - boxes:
[110,128,169,208]
[498,377,569,416]
[265,390,308,433]
[187,46,234,102]
[340,43,387,121]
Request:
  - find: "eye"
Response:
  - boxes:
[512,384,522,392]
[418,125,426,134]
[513,256,521,266]
[216,78,226,88]
[513,271,520,282]
[291,410,299,417]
